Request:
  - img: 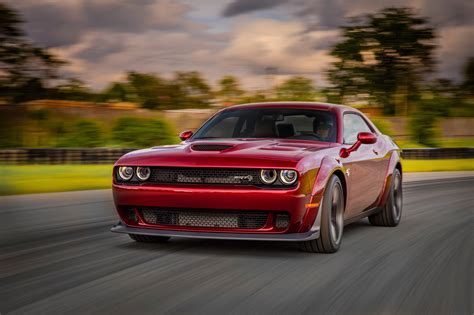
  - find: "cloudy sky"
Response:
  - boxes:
[6,0,474,90]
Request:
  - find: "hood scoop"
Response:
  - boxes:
[191,144,233,151]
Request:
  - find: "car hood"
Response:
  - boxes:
[117,139,337,169]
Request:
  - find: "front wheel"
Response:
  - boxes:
[299,175,345,253]
[369,168,402,226]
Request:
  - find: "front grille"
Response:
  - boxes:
[139,208,268,229]
[148,168,262,185]
[115,167,297,188]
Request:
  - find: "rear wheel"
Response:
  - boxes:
[129,234,170,243]
[369,168,402,226]
[299,175,345,253]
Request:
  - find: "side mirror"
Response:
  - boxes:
[358,132,377,144]
[179,130,193,141]
[340,132,377,158]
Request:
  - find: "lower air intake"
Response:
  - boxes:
[139,208,268,229]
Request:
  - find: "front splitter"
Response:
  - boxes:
[111,221,320,242]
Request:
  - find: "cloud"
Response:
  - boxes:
[6,0,201,47]
[221,0,474,81]
[222,0,474,28]
[222,0,288,17]
[73,33,127,62]
[222,19,337,79]
[436,26,474,80]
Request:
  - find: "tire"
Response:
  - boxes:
[129,234,171,243]
[369,168,402,227]
[299,175,345,253]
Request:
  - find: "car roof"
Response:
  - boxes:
[224,102,357,114]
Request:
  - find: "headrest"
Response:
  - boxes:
[277,123,295,138]
[254,118,276,137]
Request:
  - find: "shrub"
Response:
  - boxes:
[59,119,104,147]
[112,117,175,147]
[409,101,439,147]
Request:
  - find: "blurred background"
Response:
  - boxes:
[0,0,473,195]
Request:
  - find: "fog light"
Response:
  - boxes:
[118,166,134,180]
[123,207,138,223]
[275,213,290,229]
[136,167,151,181]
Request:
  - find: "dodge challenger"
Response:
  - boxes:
[111,102,402,253]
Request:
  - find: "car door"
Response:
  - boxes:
[341,113,384,218]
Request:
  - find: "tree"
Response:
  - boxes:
[328,7,436,115]
[126,72,164,109]
[50,78,96,101]
[173,71,211,108]
[462,57,474,96]
[100,82,135,102]
[217,76,243,102]
[275,76,316,101]
[0,3,65,103]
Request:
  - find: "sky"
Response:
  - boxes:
[6,0,474,90]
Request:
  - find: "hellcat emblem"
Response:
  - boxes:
[233,175,253,182]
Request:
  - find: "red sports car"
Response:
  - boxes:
[111,102,402,253]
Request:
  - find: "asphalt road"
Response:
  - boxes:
[1,175,473,314]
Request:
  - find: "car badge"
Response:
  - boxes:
[233,175,253,182]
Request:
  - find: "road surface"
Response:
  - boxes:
[1,173,473,314]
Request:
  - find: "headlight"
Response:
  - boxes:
[260,169,277,184]
[280,169,298,185]
[136,167,151,181]
[118,166,134,180]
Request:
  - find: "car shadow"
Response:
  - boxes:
[115,218,376,258]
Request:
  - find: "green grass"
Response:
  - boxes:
[402,159,474,172]
[0,165,112,196]
[1,161,473,196]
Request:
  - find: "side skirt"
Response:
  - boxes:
[343,207,381,225]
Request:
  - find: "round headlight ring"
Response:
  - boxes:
[136,167,151,181]
[260,169,277,184]
[118,166,134,181]
[280,169,298,185]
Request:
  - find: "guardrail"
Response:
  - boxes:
[0,147,472,164]
[0,148,135,164]
[400,148,474,160]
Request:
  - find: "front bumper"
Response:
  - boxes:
[112,183,322,235]
[111,220,320,241]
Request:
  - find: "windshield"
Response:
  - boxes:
[193,108,337,142]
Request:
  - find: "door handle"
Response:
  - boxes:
[373,149,379,155]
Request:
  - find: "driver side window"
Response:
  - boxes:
[343,114,372,144]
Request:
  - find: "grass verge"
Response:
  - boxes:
[1,160,473,195]
[0,165,112,196]
[402,159,474,173]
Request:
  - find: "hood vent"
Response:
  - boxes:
[191,144,233,151]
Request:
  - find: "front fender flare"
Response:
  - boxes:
[376,150,402,207]
[298,155,345,233]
